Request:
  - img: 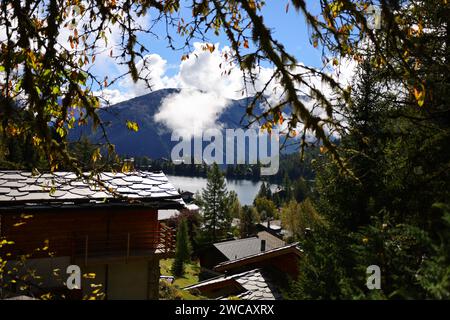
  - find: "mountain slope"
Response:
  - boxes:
[69,88,256,158]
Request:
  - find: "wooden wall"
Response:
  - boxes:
[0,207,159,259]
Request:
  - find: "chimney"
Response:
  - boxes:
[260,239,266,252]
[267,219,271,230]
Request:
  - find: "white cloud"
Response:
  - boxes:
[97,42,357,135]
[118,53,175,96]
[154,89,230,135]
[95,89,135,105]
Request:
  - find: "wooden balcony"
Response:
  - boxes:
[1,223,176,263]
[73,224,176,264]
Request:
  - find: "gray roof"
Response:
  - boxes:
[213,237,277,261]
[185,268,282,300]
[0,170,183,211]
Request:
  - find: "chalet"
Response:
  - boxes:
[184,268,282,300]
[256,219,291,239]
[213,243,301,277]
[0,170,183,300]
[179,191,195,203]
[197,232,287,279]
[186,243,302,300]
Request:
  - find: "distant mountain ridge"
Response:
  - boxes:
[69,88,259,159]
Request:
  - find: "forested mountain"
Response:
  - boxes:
[69,88,254,158]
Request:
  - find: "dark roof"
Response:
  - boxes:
[214,243,302,272]
[0,170,183,211]
[184,268,282,300]
[213,237,277,261]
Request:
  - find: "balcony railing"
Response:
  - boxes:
[1,224,176,262]
[73,225,176,263]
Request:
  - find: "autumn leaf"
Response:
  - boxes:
[126,120,139,132]
[13,222,26,227]
[413,83,426,107]
[91,148,102,163]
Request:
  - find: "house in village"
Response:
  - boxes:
[256,219,292,239]
[0,170,183,300]
[197,231,288,277]
[185,243,302,300]
[192,230,301,300]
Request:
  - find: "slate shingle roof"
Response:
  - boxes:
[0,170,183,211]
[213,237,276,261]
[233,269,282,300]
[185,268,282,300]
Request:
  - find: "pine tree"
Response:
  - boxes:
[256,182,268,201]
[239,205,259,238]
[289,45,450,299]
[200,163,231,242]
[282,173,292,202]
[171,218,192,277]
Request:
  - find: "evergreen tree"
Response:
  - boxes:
[239,205,259,238]
[282,173,292,202]
[256,182,268,200]
[289,46,450,299]
[200,163,231,242]
[171,218,192,277]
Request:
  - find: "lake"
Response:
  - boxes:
[166,175,276,206]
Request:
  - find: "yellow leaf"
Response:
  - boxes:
[126,120,139,132]
[91,148,102,163]
[413,84,426,107]
[13,222,26,227]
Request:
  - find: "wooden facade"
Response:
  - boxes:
[0,207,175,262]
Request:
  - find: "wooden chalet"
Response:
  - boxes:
[0,170,183,300]
[186,243,302,300]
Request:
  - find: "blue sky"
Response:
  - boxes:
[115,0,324,79]
[91,1,354,135]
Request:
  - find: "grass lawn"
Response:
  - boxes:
[160,258,202,299]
